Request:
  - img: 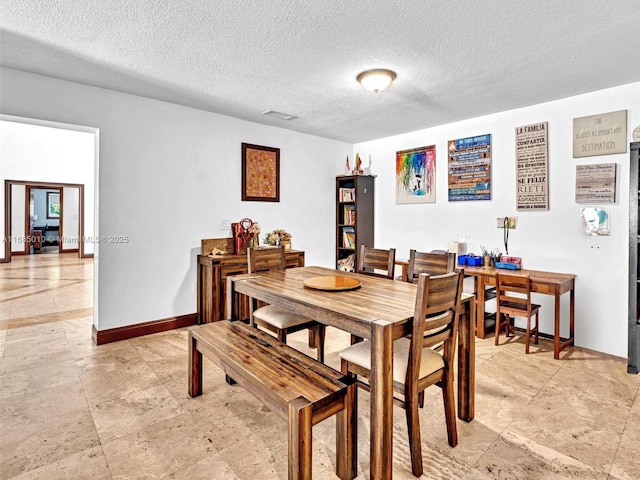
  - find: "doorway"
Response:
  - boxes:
[1,115,97,263]
[29,186,61,254]
[6,180,86,258]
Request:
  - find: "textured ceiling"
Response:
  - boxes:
[1,1,639,143]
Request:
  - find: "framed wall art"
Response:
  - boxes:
[241,143,280,202]
[573,110,627,158]
[46,191,60,219]
[447,134,492,201]
[516,122,548,210]
[575,163,617,203]
[395,145,436,204]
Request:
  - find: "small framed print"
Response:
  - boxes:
[241,143,280,202]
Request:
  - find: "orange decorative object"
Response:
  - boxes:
[232,218,255,255]
[303,276,361,291]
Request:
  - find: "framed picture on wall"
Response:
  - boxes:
[395,145,436,204]
[241,143,280,202]
[46,192,60,219]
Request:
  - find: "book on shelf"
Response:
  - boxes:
[339,187,355,202]
[342,226,356,249]
[343,204,356,225]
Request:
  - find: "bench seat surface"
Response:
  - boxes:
[190,321,347,417]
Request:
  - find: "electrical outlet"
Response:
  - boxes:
[220,219,231,230]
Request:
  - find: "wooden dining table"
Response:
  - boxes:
[226,266,475,480]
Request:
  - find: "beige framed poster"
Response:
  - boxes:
[573,110,627,158]
[575,163,617,203]
[516,122,548,211]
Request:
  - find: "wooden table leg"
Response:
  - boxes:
[226,276,236,320]
[570,285,575,347]
[369,320,393,480]
[188,331,202,397]
[475,276,487,339]
[554,291,561,360]
[457,296,475,422]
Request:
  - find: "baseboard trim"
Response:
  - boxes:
[92,313,198,345]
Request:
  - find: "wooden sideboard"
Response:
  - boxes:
[197,246,305,324]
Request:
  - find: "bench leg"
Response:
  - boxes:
[336,382,358,480]
[188,332,202,397]
[288,396,313,480]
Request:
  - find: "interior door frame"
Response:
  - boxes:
[4,179,86,261]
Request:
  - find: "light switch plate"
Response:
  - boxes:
[220,219,231,230]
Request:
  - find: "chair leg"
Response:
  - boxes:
[534,311,539,344]
[525,315,532,354]
[441,368,458,448]
[316,324,326,363]
[418,390,424,408]
[494,313,502,346]
[340,358,349,375]
[278,329,287,343]
[405,391,423,477]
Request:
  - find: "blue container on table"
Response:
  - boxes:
[457,255,468,265]
[466,256,482,266]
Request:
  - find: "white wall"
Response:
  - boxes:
[10,184,25,253]
[33,189,59,227]
[62,186,80,250]
[355,82,640,358]
[0,67,350,331]
[0,119,96,255]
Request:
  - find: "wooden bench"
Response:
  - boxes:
[188,320,357,480]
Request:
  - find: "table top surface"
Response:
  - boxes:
[231,266,473,327]
[462,265,575,284]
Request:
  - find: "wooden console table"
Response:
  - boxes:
[197,238,305,323]
[464,265,575,359]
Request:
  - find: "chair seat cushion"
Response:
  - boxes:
[339,337,444,384]
[500,300,541,314]
[253,305,313,329]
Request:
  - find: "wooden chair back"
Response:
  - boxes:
[405,250,456,282]
[248,246,286,273]
[407,271,463,388]
[496,273,533,316]
[357,245,396,279]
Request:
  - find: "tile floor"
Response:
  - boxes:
[1,253,639,479]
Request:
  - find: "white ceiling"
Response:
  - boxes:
[1,1,639,143]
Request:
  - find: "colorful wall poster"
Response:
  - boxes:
[447,134,491,201]
[396,145,436,204]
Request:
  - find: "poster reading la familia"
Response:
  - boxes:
[447,134,492,201]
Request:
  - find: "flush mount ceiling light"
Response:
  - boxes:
[356,69,397,93]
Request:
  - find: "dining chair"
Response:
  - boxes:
[357,245,396,279]
[247,246,326,362]
[405,249,456,282]
[352,245,396,344]
[495,272,540,353]
[339,270,464,477]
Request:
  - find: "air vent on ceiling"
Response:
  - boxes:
[261,110,297,121]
